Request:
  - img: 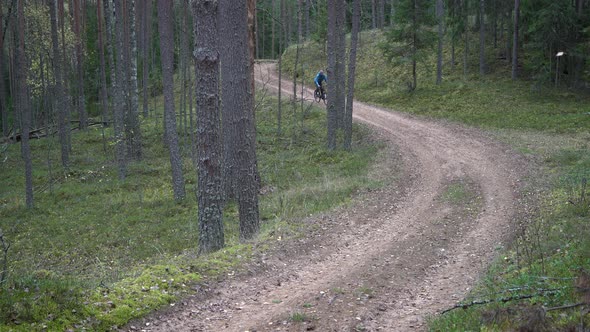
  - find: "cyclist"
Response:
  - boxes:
[314,69,327,98]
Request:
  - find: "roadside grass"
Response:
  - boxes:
[0,91,382,330]
[282,29,590,330]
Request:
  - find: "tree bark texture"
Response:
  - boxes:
[142,0,151,117]
[113,0,128,179]
[219,0,260,240]
[158,0,186,201]
[125,0,142,161]
[193,0,224,254]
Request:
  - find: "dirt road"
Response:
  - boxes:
[134,63,529,331]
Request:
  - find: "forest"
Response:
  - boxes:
[0,0,589,330]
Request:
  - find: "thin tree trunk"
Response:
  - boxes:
[436,0,444,85]
[193,0,224,254]
[50,0,69,170]
[142,0,151,117]
[277,0,283,135]
[479,0,486,75]
[126,0,142,160]
[157,0,186,201]
[371,0,376,29]
[0,0,8,137]
[463,0,469,78]
[326,0,338,149]
[412,0,417,90]
[97,0,109,128]
[15,0,33,208]
[511,0,519,80]
[73,0,87,130]
[344,0,360,150]
[58,0,72,154]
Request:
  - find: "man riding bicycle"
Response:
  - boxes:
[314,69,327,97]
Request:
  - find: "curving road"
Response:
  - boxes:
[135,62,528,332]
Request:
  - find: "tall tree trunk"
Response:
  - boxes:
[142,0,151,117]
[335,0,346,128]
[463,0,469,77]
[412,0,417,90]
[0,0,8,137]
[58,0,72,154]
[157,0,186,201]
[194,0,224,254]
[305,0,310,39]
[436,0,444,85]
[97,0,109,128]
[479,0,486,75]
[277,0,283,135]
[126,0,142,161]
[15,0,33,208]
[220,0,260,240]
[326,0,338,149]
[511,0,519,80]
[113,0,128,179]
[371,0,376,29]
[344,0,360,150]
[50,0,69,170]
[73,0,87,130]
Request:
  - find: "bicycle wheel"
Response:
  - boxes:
[322,92,327,105]
[314,89,321,103]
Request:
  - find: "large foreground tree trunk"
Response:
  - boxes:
[219,0,260,240]
[157,0,186,201]
[193,0,224,254]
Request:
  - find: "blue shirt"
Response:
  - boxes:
[314,72,327,87]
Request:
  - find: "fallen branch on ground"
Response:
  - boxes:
[441,288,565,314]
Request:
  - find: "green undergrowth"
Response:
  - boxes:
[0,92,383,330]
[429,147,590,331]
[282,30,590,134]
[283,29,590,330]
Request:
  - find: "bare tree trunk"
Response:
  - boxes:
[305,0,310,39]
[0,0,8,137]
[220,0,260,240]
[193,0,224,254]
[157,0,186,201]
[113,0,128,179]
[277,0,283,135]
[511,0,519,80]
[463,0,469,78]
[344,0,360,150]
[97,0,109,128]
[15,0,33,208]
[58,0,72,155]
[479,0,486,75]
[412,0,417,90]
[142,0,151,117]
[327,0,346,148]
[73,0,87,130]
[436,0,444,85]
[371,0,376,29]
[126,0,142,161]
[50,0,69,170]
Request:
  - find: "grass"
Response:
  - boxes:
[0,90,383,330]
[283,29,590,331]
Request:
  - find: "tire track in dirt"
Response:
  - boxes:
[133,62,527,332]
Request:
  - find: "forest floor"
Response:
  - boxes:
[124,62,534,331]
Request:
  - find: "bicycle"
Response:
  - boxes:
[314,85,327,104]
